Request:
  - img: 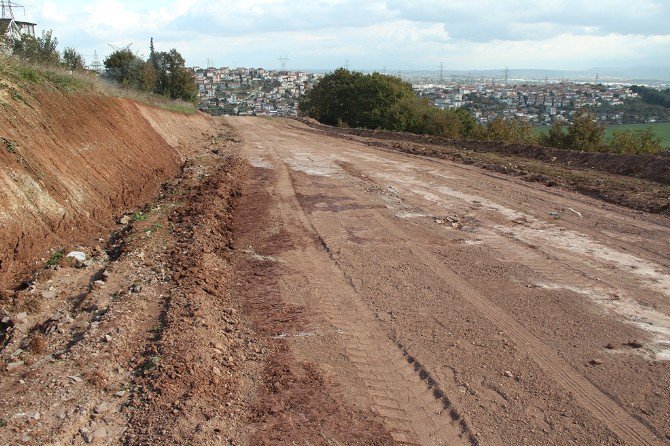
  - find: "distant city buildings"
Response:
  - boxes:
[192,64,662,126]
[192,66,321,116]
[415,81,644,126]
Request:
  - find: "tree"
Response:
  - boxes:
[299,69,415,129]
[12,30,60,65]
[62,47,85,71]
[563,111,605,151]
[104,49,144,88]
[152,48,198,102]
[539,120,568,148]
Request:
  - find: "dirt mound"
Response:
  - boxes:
[0,90,214,291]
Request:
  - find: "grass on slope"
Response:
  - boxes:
[0,54,197,115]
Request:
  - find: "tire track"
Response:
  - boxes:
[259,145,475,446]
[369,213,664,446]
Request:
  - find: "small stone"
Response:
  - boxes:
[81,430,94,443]
[14,312,28,324]
[93,428,108,440]
[120,215,131,225]
[626,340,643,349]
[114,390,127,398]
[94,402,111,414]
[69,375,83,383]
[93,280,106,289]
[130,285,142,294]
[503,370,514,378]
[589,358,603,366]
[102,334,113,343]
[6,361,24,372]
[605,343,615,349]
[41,290,58,299]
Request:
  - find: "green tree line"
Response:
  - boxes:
[299,69,663,154]
[103,38,197,102]
[11,30,85,71]
[7,31,197,103]
[630,85,670,108]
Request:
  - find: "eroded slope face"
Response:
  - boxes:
[0,90,210,290]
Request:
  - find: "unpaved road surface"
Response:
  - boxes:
[1,115,669,446]
[228,117,670,445]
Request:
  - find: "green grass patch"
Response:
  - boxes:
[1,54,196,114]
[1,137,17,153]
[45,249,64,267]
[604,122,670,149]
[132,212,148,222]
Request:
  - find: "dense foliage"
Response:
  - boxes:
[299,69,476,138]
[300,71,663,154]
[12,30,61,66]
[104,40,197,102]
[539,112,662,154]
[631,85,670,108]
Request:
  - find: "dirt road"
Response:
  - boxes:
[227,117,670,445]
[2,114,669,445]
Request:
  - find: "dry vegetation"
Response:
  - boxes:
[0,54,197,115]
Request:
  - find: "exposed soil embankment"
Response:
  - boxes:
[0,90,214,291]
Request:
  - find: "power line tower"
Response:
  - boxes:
[108,42,133,52]
[344,59,350,70]
[439,62,444,84]
[1,1,24,20]
[279,56,289,71]
[90,51,103,74]
[504,66,509,86]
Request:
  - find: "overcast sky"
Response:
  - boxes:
[16,0,670,71]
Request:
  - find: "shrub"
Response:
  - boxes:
[482,117,537,144]
[605,127,662,154]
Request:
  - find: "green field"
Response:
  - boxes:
[604,123,670,149]
[535,122,670,149]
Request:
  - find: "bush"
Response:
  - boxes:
[12,30,60,65]
[540,112,605,151]
[605,127,662,154]
[482,117,537,144]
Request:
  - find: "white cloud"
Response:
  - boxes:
[19,0,670,74]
